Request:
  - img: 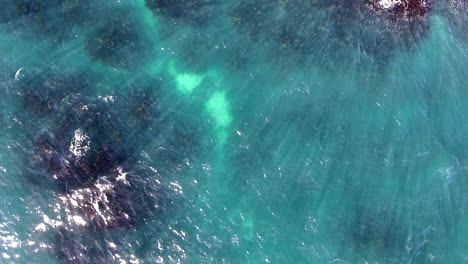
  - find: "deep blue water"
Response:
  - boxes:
[1,0,468,263]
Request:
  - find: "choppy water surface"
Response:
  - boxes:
[1,0,468,263]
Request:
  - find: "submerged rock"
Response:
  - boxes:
[231,0,276,40]
[367,0,432,20]
[15,68,169,193]
[17,70,92,116]
[47,163,172,263]
[121,86,161,135]
[442,0,468,41]
[85,18,150,69]
[151,119,200,173]
[56,166,161,231]
[14,67,193,262]
[0,0,46,23]
[31,98,135,190]
[231,0,433,67]
[351,209,405,250]
[53,227,142,264]
[0,0,94,41]
[145,0,217,25]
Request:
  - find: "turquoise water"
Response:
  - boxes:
[1,0,468,263]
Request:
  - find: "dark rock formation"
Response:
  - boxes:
[17,71,92,116]
[85,18,150,69]
[231,0,276,40]
[0,0,46,23]
[231,0,433,67]
[351,208,406,251]
[442,0,468,41]
[53,227,142,264]
[0,0,94,41]
[14,61,196,262]
[121,86,161,134]
[29,95,131,190]
[56,165,162,231]
[367,0,432,20]
[145,0,217,25]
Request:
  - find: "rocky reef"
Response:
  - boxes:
[231,0,433,68]
[0,0,95,41]
[366,0,432,20]
[85,17,151,69]
[442,0,468,41]
[145,0,217,25]
[11,65,196,263]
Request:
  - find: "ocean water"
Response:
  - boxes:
[1,0,468,263]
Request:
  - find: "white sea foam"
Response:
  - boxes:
[69,129,90,158]
[377,0,402,9]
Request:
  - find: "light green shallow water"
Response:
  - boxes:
[1,1,468,263]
